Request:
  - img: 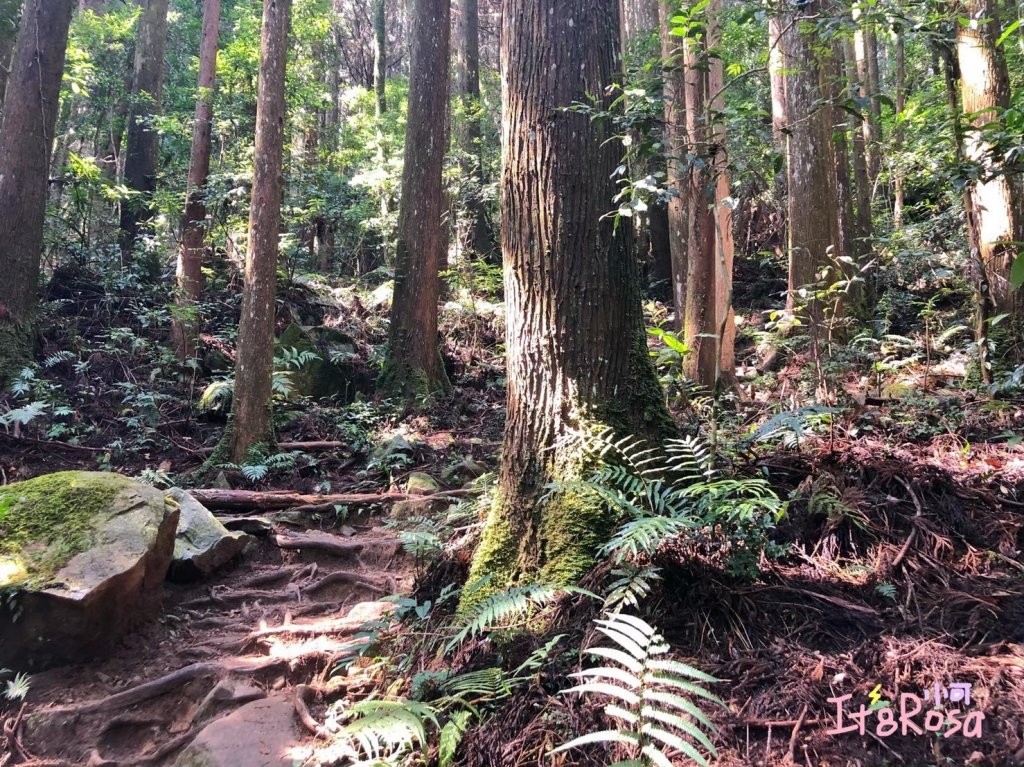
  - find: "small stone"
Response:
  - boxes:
[211,471,232,490]
[339,525,358,538]
[222,516,274,536]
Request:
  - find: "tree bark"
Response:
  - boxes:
[464,0,673,599]
[0,0,74,382]
[0,0,22,116]
[229,0,291,462]
[173,0,222,361]
[118,0,170,260]
[956,0,1022,321]
[381,0,451,396]
[455,0,494,260]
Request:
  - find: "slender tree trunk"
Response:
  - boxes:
[826,38,859,316]
[381,0,451,396]
[0,0,74,382]
[707,0,735,384]
[779,0,839,330]
[846,37,874,256]
[455,0,494,260]
[173,0,221,361]
[659,0,688,332]
[229,0,291,462]
[464,0,673,601]
[854,6,882,183]
[956,0,1022,322]
[682,34,717,384]
[118,0,170,260]
[620,0,658,54]
[892,26,906,228]
[372,0,386,116]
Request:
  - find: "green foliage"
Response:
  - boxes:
[0,668,30,702]
[551,613,724,767]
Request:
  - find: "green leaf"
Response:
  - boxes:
[1010,253,1024,289]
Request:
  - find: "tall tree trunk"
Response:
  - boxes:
[659,0,688,333]
[118,0,170,260]
[845,37,874,256]
[372,0,386,116]
[381,0,451,396]
[229,0,291,462]
[455,0,494,260]
[464,0,673,600]
[892,25,906,228]
[682,33,717,384]
[956,0,1022,322]
[173,0,221,361]
[0,0,22,116]
[826,38,859,316]
[853,6,882,183]
[708,0,735,384]
[0,0,74,382]
[620,0,658,54]
[779,0,840,330]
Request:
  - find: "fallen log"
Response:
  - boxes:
[195,440,349,456]
[191,487,472,512]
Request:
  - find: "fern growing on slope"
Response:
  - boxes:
[551,613,724,767]
[550,428,785,578]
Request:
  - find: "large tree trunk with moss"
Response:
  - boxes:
[779,1,839,329]
[465,0,673,599]
[381,0,450,396]
[956,0,1023,322]
[173,0,221,361]
[118,0,170,260]
[0,0,74,383]
[454,0,494,261]
[228,0,290,462]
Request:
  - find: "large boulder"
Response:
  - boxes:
[167,489,253,582]
[0,471,179,670]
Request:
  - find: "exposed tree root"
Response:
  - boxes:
[274,531,402,560]
[294,684,331,738]
[301,569,394,597]
[192,487,472,512]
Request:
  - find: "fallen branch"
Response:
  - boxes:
[0,433,109,454]
[192,487,472,512]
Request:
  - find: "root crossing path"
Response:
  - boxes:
[6,516,414,767]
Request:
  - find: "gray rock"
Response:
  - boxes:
[167,489,253,581]
[0,472,179,670]
[173,694,309,767]
[442,458,487,485]
[211,471,233,490]
[373,434,414,461]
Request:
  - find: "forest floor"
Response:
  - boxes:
[2,260,1024,766]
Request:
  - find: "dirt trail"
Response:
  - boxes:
[5,513,413,767]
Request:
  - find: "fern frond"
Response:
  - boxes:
[445,583,565,652]
[551,614,722,767]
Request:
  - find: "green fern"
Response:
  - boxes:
[335,699,439,767]
[446,582,577,652]
[551,613,723,767]
[550,429,785,576]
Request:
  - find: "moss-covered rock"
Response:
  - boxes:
[0,471,179,670]
[277,323,361,401]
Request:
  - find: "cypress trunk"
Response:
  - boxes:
[381,0,451,396]
[956,0,1023,322]
[0,0,74,382]
[465,0,673,600]
[173,0,221,361]
[229,0,291,462]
